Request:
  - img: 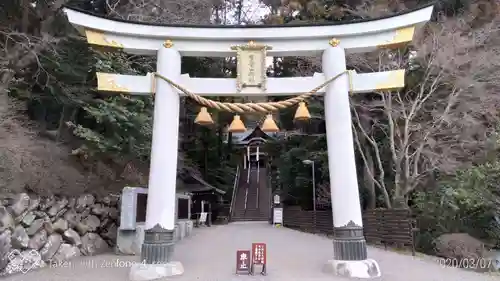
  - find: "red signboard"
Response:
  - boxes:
[235,250,251,274]
[251,243,267,265]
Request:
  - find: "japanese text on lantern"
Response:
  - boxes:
[236,250,250,273]
[252,243,266,265]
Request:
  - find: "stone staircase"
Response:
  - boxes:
[231,166,270,222]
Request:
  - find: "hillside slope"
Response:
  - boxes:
[0,96,135,196]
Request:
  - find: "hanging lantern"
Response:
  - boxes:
[294,101,311,121]
[194,107,214,126]
[228,115,246,133]
[261,114,280,133]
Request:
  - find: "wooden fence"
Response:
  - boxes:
[283,207,418,255]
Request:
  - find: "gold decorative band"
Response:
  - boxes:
[377,26,415,49]
[84,29,123,48]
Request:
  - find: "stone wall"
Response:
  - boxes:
[0,193,120,276]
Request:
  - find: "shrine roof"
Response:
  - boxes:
[64,3,434,29]
[230,126,278,145]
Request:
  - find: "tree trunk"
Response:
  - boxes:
[363,145,377,209]
[357,112,377,209]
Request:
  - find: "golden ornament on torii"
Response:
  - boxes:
[230,40,270,93]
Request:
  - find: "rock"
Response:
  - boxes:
[51,243,80,262]
[81,233,110,256]
[91,204,107,216]
[43,220,54,234]
[110,195,120,205]
[28,230,48,250]
[63,211,81,228]
[101,196,112,206]
[67,198,76,209]
[32,211,48,219]
[52,219,69,233]
[99,217,110,230]
[54,208,68,220]
[27,218,46,236]
[47,197,68,217]
[0,230,12,271]
[101,223,117,241]
[80,208,91,219]
[82,215,100,233]
[434,233,488,261]
[21,212,36,227]
[3,249,46,275]
[39,196,55,211]
[63,229,82,247]
[14,210,29,224]
[39,234,62,261]
[108,207,119,219]
[75,194,95,212]
[0,206,14,232]
[75,222,89,236]
[11,225,29,248]
[27,197,40,211]
[9,193,30,217]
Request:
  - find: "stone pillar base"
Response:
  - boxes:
[322,259,381,279]
[129,261,184,281]
[140,224,175,264]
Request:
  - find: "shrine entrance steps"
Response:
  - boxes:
[4,222,495,281]
[231,166,271,223]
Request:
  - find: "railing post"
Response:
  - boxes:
[229,165,240,221]
[256,162,260,209]
[313,210,317,233]
[244,188,248,210]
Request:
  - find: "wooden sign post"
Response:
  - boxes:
[250,243,267,275]
[235,250,251,275]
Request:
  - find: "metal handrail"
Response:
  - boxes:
[267,163,273,222]
[257,161,260,183]
[229,165,240,218]
[256,163,260,209]
[245,165,250,210]
[244,187,249,209]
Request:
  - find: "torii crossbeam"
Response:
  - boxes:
[63,4,434,280]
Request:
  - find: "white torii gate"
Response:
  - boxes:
[63,4,433,280]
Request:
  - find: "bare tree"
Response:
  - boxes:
[350,12,500,207]
[105,0,214,24]
[0,0,66,95]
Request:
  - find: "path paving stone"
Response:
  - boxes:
[3,222,500,281]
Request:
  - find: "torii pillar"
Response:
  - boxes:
[322,44,379,277]
[138,44,182,276]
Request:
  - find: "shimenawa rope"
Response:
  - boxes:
[152,70,348,114]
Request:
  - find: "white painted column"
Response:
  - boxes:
[145,47,181,230]
[322,46,363,228]
[322,46,380,278]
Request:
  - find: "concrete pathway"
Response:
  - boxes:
[4,222,500,281]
